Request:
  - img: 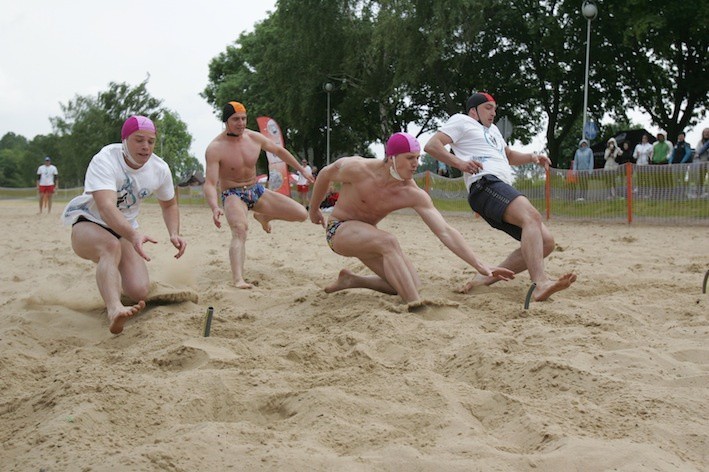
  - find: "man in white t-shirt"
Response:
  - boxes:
[425,92,576,303]
[296,159,313,206]
[36,156,59,214]
[62,116,187,334]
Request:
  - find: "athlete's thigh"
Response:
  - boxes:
[71,222,120,262]
[254,189,305,218]
[330,221,396,259]
[223,195,249,228]
[501,195,539,228]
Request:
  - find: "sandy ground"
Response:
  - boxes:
[0,199,707,471]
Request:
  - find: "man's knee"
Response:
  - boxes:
[378,232,402,253]
[124,283,149,302]
[229,220,249,237]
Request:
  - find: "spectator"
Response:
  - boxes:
[633,134,652,166]
[617,141,634,165]
[693,127,709,198]
[650,132,673,197]
[604,137,621,198]
[573,139,593,201]
[633,134,653,197]
[651,132,672,165]
[669,132,692,164]
[36,156,59,214]
[296,159,313,207]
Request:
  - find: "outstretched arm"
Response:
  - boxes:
[414,193,513,280]
[93,190,157,261]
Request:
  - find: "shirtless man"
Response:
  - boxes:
[204,101,314,288]
[62,116,187,334]
[425,92,576,301]
[309,132,513,306]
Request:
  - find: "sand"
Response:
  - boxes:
[0,199,707,471]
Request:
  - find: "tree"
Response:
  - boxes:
[605,0,709,140]
[50,80,197,186]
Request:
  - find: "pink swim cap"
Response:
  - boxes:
[385,132,421,157]
[121,116,157,140]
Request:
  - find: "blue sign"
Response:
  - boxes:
[584,121,598,140]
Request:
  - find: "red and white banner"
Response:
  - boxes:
[256,116,291,197]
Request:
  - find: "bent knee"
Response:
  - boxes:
[124,283,149,302]
[229,222,249,237]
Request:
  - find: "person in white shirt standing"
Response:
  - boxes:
[36,156,58,214]
[425,92,576,303]
[62,116,187,334]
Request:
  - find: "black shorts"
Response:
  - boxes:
[467,175,524,241]
[73,215,121,239]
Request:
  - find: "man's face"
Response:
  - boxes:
[642,135,648,143]
[392,151,420,179]
[657,134,665,142]
[471,102,497,127]
[125,131,156,167]
[677,133,685,142]
[226,112,248,136]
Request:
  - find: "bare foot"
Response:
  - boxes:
[324,269,356,293]
[108,300,145,334]
[457,274,498,293]
[234,279,254,289]
[533,273,577,301]
[253,213,272,233]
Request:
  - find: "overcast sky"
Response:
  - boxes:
[1,0,706,168]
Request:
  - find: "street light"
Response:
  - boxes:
[581,0,598,141]
[324,82,334,166]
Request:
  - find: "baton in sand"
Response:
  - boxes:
[203,306,214,337]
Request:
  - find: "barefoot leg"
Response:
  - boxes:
[533,273,577,301]
[107,300,145,334]
[253,213,272,233]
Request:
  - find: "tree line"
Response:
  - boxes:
[203,0,707,168]
[0,80,201,188]
[1,0,706,187]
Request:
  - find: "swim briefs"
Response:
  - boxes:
[221,183,266,210]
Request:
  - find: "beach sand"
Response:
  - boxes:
[0,199,707,471]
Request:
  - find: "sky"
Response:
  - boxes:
[1,0,706,168]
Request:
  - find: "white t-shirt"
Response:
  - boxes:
[62,144,175,228]
[633,142,652,166]
[438,113,513,189]
[296,165,312,186]
[37,164,58,186]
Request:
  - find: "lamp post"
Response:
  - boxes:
[324,82,334,166]
[581,0,598,141]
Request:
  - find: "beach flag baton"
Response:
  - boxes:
[203,306,214,337]
[524,283,536,310]
[703,269,709,294]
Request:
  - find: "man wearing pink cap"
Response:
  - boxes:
[425,92,576,302]
[308,132,513,307]
[62,116,187,334]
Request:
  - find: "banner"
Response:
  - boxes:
[256,116,291,197]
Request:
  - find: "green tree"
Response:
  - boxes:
[0,133,29,187]
[605,0,709,140]
[50,80,197,186]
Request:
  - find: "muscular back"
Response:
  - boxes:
[206,129,264,188]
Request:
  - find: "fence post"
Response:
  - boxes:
[425,170,431,194]
[545,166,551,221]
[625,163,633,224]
